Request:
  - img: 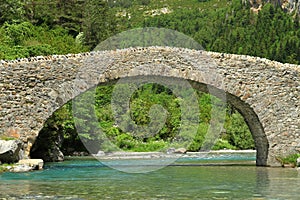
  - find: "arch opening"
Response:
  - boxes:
[30,76,268,166]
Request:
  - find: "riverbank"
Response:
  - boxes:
[82,149,258,167]
[1,150,256,173]
[90,149,257,160]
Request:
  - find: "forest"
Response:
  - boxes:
[1,0,299,156]
[0,0,299,63]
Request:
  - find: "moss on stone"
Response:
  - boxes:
[0,136,16,141]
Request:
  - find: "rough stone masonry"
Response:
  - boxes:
[0,46,299,166]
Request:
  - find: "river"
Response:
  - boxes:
[0,153,299,199]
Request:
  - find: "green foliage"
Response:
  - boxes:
[30,102,87,158]
[108,0,151,8]
[139,0,151,6]
[223,109,255,150]
[39,83,254,154]
[188,123,209,151]
[82,0,117,49]
[116,133,135,149]
[4,22,34,45]
[0,22,88,60]
[0,165,6,173]
[132,140,167,152]
[1,0,299,63]
[212,139,236,150]
[0,0,25,24]
[23,0,85,36]
[137,1,299,64]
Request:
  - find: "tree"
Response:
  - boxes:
[82,0,117,49]
[24,0,84,36]
[0,0,25,24]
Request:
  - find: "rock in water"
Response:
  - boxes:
[0,140,23,163]
[51,145,64,162]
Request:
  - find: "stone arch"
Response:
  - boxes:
[1,47,299,166]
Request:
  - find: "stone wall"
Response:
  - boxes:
[0,47,299,166]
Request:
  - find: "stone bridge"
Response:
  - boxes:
[0,47,299,166]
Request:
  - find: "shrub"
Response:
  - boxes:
[212,139,236,150]
[224,112,255,150]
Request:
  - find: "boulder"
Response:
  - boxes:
[49,145,64,162]
[297,157,300,167]
[167,148,187,154]
[95,150,105,156]
[166,148,176,154]
[174,148,187,154]
[0,140,23,163]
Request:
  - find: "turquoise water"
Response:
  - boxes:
[1,154,300,200]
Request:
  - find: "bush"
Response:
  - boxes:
[116,133,136,149]
[4,22,34,45]
[0,22,87,60]
[224,112,255,150]
[131,140,167,152]
[139,0,151,6]
[188,123,208,151]
[26,44,55,57]
[212,139,236,150]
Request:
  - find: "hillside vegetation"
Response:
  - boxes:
[0,0,299,63]
[33,84,254,157]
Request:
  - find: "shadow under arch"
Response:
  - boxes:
[29,100,88,162]
[189,80,269,166]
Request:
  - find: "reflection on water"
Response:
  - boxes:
[256,167,300,199]
[0,156,299,200]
